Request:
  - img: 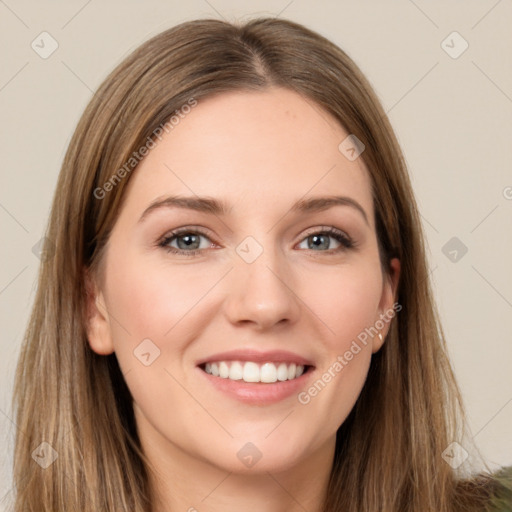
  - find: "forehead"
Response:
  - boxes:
[121,87,374,224]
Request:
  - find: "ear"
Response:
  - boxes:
[372,257,401,353]
[83,268,115,355]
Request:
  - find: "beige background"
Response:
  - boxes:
[1,0,511,501]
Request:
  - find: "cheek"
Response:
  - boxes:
[105,252,215,343]
[101,253,213,428]
[293,258,382,419]
[298,257,383,352]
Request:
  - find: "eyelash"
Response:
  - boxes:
[157,226,355,257]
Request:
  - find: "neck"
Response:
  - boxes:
[136,411,335,512]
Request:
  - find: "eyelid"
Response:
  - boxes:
[159,225,217,243]
[299,225,349,239]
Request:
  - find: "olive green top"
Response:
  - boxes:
[489,466,512,511]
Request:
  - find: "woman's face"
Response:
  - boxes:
[86,87,400,475]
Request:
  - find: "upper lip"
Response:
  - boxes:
[196,349,315,367]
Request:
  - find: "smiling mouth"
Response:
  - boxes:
[199,360,313,383]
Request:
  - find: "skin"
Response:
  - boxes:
[86,87,400,512]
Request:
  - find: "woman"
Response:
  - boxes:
[11,17,511,511]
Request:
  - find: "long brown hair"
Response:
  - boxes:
[11,17,497,511]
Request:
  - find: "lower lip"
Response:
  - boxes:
[196,366,314,405]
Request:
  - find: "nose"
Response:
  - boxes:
[222,242,301,331]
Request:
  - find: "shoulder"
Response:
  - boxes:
[487,465,512,512]
[454,466,512,512]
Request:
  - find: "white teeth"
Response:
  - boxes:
[202,360,306,383]
[260,362,277,383]
[229,361,243,380]
[276,363,289,381]
[219,361,230,378]
[243,362,260,382]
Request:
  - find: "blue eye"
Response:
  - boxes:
[158,226,354,257]
[297,228,353,251]
[159,229,213,256]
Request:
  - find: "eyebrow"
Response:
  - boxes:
[138,194,369,226]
